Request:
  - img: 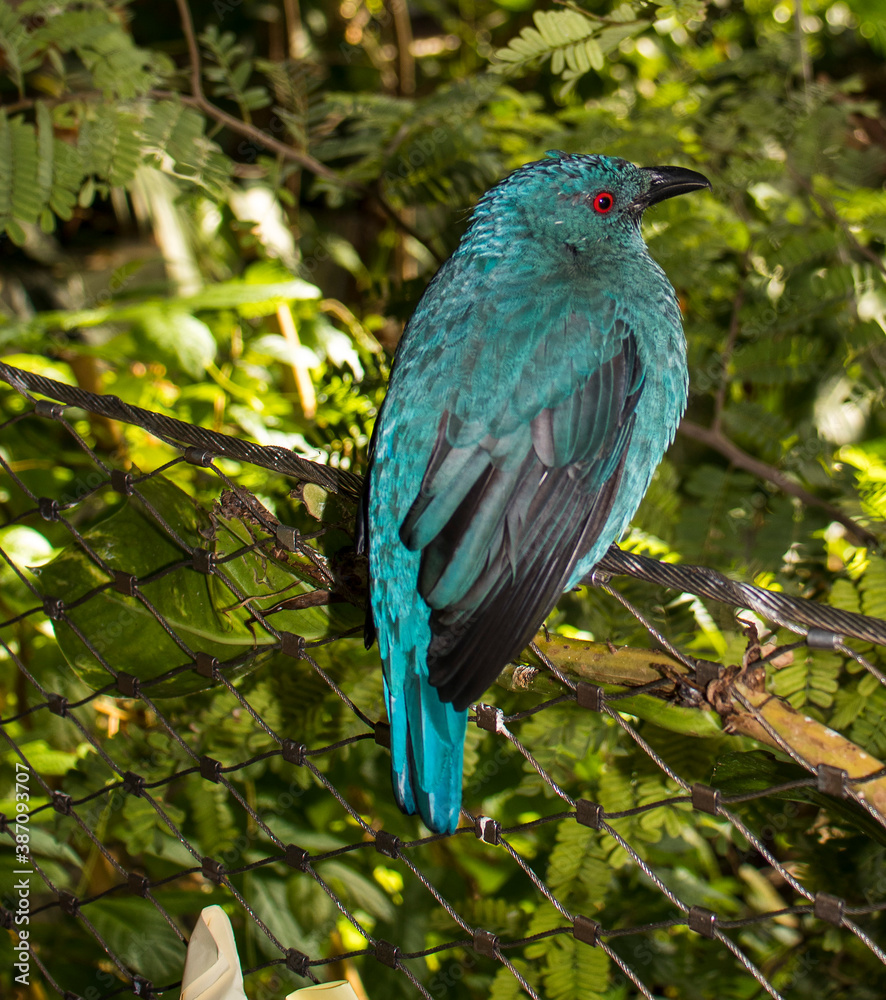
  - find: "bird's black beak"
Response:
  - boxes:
[633,165,711,211]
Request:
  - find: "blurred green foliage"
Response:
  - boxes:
[1,0,886,997]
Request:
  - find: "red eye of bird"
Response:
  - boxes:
[592,191,614,214]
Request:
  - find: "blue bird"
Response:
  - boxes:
[355,152,710,834]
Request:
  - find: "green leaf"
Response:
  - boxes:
[323,860,397,923]
[38,475,362,697]
[78,106,143,186]
[35,10,160,98]
[140,99,231,197]
[8,739,86,776]
[0,275,322,351]
[768,652,841,710]
[137,310,217,378]
[49,135,83,220]
[86,898,186,981]
[38,476,259,696]
[0,1,42,95]
[861,556,886,621]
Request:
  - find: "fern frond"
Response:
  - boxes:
[858,480,886,523]
[0,93,232,241]
[252,59,330,150]
[496,9,602,69]
[0,104,87,238]
[849,687,886,757]
[523,893,608,999]
[311,91,413,166]
[540,936,609,1000]
[721,400,791,455]
[8,115,40,225]
[34,101,55,232]
[774,228,840,269]
[495,4,647,92]
[191,780,238,856]
[140,100,231,198]
[0,0,43,97]
[730,335,826,386]
[200,25,271,122]
[0,113,40,243]
[811,261,872,302]
[546,822,610,900]
[830,683,866,730]
[79,106,143,190]
[36,10,161,98]
[490,959,539,1000]
[860,556,886,621]
[769,651,841,710]
[48,131,84,222]
[830,577,862,617]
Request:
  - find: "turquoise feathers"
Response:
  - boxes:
[356,152,710,834]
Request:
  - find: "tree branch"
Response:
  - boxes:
[372,186,446,265]
[0,1,452,267]
[678,418,879,546]
[788,161,886,279]
[389,0,416,97]
[168,0,440,262]
[170,0,349,186]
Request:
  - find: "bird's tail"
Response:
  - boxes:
[384,653,467,836]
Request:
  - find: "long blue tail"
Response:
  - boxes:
[383,643,466,835]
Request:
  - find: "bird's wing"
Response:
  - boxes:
[397,311,645,711]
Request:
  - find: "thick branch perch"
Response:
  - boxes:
[717,666,886,820]
[501,631,886,823]
[498,632,723,738]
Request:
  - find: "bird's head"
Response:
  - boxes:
[469,151,710,258]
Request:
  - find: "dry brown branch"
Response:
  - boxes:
[501,630,886,822]
[678,417,878,546]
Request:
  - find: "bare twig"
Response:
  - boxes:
[167,0,440,262]
[788,162,886,279]
[373,187,446,264]
[169,0,347,185]
[389,0,416,97]
[678,418,879,546]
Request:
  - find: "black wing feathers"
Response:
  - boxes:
[406,331,645,710]
[429,444,632,710]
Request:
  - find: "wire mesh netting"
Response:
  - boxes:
[4,360,886,1000]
